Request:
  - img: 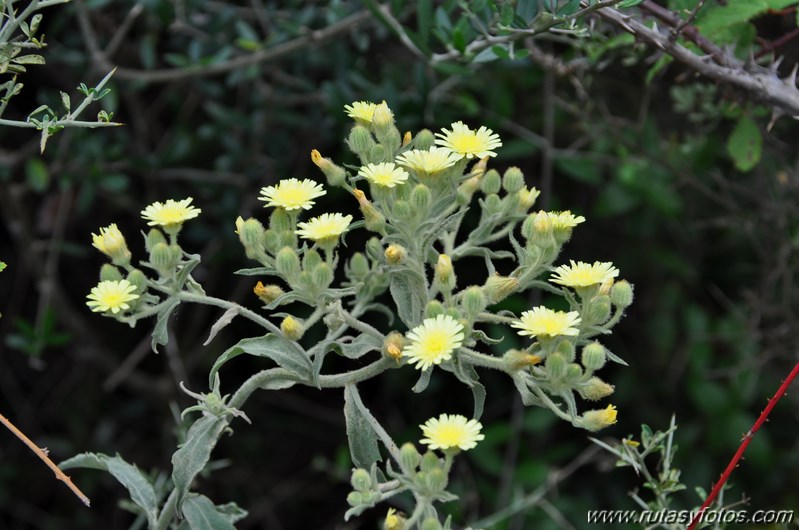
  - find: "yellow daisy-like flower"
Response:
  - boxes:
[259,178,326,211]
[420,413,485,451]
[550,260,620,288]
[512,306,581,338]
[358,162,409,188]
[141,198,201,227]
[434,121,502,159]
[549,210,586,229]
[344,101,378,124]
[86,279,139,314]
[402,314,464,371]
[395,147,461,175]
[295,212,353,242]
[582,405,618,432]
[91,223,129,262]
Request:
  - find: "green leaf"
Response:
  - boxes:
[175,254,201,289]
[12,54,45,65]
[59,453,157,528]
[617,0,644,7]
[389,270,425,327]
[343,385,382,469]
[727,115,762,172]
[151,299,180,353]
[171,416,228,510]
[0,262,6,272]
[452,358,486,419]
[209,333,312,385]
[182,494,237,530]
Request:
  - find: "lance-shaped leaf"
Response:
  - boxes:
[171,415,228,510]
[389,269,426,327]
[181,494,238,530]
[343,384,382,469]
[209,333,313,386]
[151,299,180,353]
[453,357,486,419]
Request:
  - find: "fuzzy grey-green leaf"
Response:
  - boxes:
[343,385,382,469]
[182,494,237,530]
[171,415,228,509]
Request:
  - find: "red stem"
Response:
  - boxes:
[687,360,799,530]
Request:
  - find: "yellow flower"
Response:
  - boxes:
[512,307,581,338]
[295,212,352,242]
[395,147,461,175]
[550,260,620,288]
[91,223,130,263]
[344,101,378,124]
[384,508,405,530]
[259,178,326,211]
[402,314,464,370]
[141,198,201,227]
[434,121,502,159]
[358,162,409,188]
[420,413,485,451]
[86,279,139,314]
[582,405,618,431]
[548,210,585,229]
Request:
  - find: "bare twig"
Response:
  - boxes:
[0,411,91,507]
[670,0,707,41]
[639,0,726,65]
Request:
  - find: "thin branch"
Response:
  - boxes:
[639,0,726,64]
[0,411,91,507]
[670,0,707,41]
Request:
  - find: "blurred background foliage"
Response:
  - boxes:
[2,0,799,528]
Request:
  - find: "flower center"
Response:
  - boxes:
[435,425,464,445]
[451,133,481,153]
[422,330,449,356]
[276,188,306,206]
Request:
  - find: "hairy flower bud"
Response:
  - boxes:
[268,209,292,232]
[586,295,612,324]
[254,281,283,304]
[384,244,406,265]
[280,315,304,341]
[410,184,432,212]
[482,193,502,215]
[145,228,167,253]
[100,263,123,282]
[423,468,448,493]
[348,252,370,280]
[420,518,442,530]
[399,442,421,471]
[354,189,386,234]
[365,237,383,261]
[240,218,266,248]
[302,249,323,272]
[425,300,445,319]
[126,269,147,294]
[384,331,406,362]
[312,263,334,290]
[371,101,394,133]
[517,186,541,212]
[413,129,435,150]
[503,349,542,371]
[481,170,501,195]
[369,144,388,164]
[578,376,615,401]
[610,280,634,308]
[275,246,301,278]
[350,468,372,492]
[482,275,519,304]
[420,451,440,473]
[150,242,178,273]
[310,149,346,187]
[434,254,456,292]
[565,362,584,383]
[402,131,412,147]
[263,229,279,253]
[502,166,525,193]
[461,285,487,318]
[347,125,375,160]
[393,200,412,221]
[581,405,618,432]
[555,339,576,363]
[346,492,364,507]
[582,342,607,371]
[545,352,567,380]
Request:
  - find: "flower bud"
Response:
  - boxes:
[531,210,553,240]
[384,331,406,362]
[457,174,481,204]
[503,349,542,371]
[310,149,346,187]
[424,468,448,493]
[365,237,383,261]
[582,342,607,371]
[312,263,334,290]
[482,275,519,304]
[371,101,394,134]
[420,518,442,530]
[346,491,364,507]
[578,377,615,401]
[92,223,131,265]
[610,280,634,308]
[502,167,525,193]
[555,339,576,363]
[425,300,445,318]
[402,131,412,147]
[517,186,541,212]
[275,246,301,278]
[145,228,167,253]
[348,252,370,279]
[269,209,292,232]
[302,249,323,271]
[581,405,618,432]
[347,126,376,160]
[565,362,584,382]
[410,184,432,211]
[280,315,304,341]
[350,468,372,492]
[393,200,412,220]
[481,170,501,195]
[399,442,421,471]
[126,269,148,294]
[434,254,456,292]
[461,286,487,318]
[277,230,296,249]
[263,229,279,253]
[586,295,612,324]
[482,193,502,215]
[413,129,435,150]
[545,352,567,380]
[369,144,388,164]
[254,281,283,304]
[240,218,266,248]
[100,263,123,282]
[353,189,386,234]
[150,242,178,273]
[420,451,439,473]
[384,244,406,265]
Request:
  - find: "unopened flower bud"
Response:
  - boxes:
[280,315,304,341]
[353,189,386,234]
[483,275,519,304]
[503,349,542,371]
[310,149,346,187]
[410,184,432,211]
[269,209,291,232]
[482,193,502,214]
[420,451,439,472]
[347,126,375,159]
[365,238,383,261]
[556,339,576,363]
[413,129,435,150]
[610,280,634,308]
[371,101,394,134]
[565,363,584,382]
[369,144,388,164]
[424,468,448,493]
[312,263,334,290]
[254,281,283,304]
[533,210,553,237]
[348,252,370,279]
[393,200,412,220]
[461,286,487,318]
[581,405,618,432]
[481,169,501,195]
[425,300,444,318]
[150,242,177,273]
[420,517,442,530]
[399,442,421,471]
[582,342,607,371]
[578,377,615,401]
[240,218,265,248]
[545,352,567,380]
[587,295,612,324]
[346,492,364,507]
[124,269,147,296]
[100,263,123,282]
[502,167,525,193]
[517,186,541,212]
[277,230,296,249]
[350,468,372,492]
[434,254,456,292]
[302,249,323,272]
[385,244,406,265]
[384,331,406,362]
[263,229,279,253]
[144,230,166,255]
[401,131,412,146]
[275,246,301,278]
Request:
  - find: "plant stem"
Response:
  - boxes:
[177,291,281,335]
